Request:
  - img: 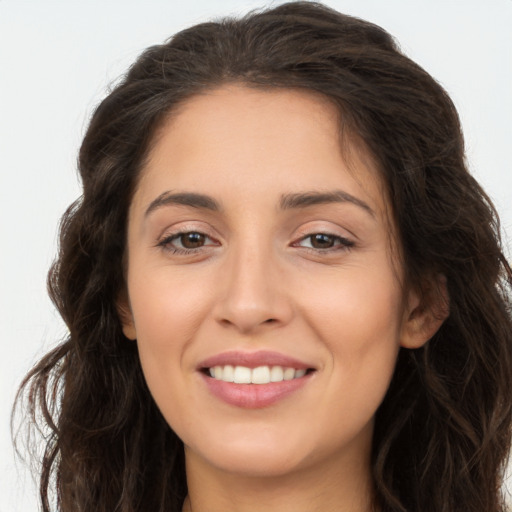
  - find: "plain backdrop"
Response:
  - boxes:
[1,1,511,510]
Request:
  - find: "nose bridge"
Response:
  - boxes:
[215,233,292,333]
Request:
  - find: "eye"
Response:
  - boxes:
[295,233,354,251]
[174,232,207,249]
[157,231,217,254]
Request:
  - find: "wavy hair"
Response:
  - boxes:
[14,2,512,511]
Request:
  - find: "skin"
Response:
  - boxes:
[120,85,444,512]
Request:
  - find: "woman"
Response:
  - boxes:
[15,2,512,511]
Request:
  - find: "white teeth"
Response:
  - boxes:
[233,366,252,384]
[213,366,223,380]
[208,365,309,384]
[283,367,295,380]
[222,364,235,382]
[251,366,270,384]
[270,366,284,382]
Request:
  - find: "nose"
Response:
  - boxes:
[213,242,294,334]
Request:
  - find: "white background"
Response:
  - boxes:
[1,1,511,511]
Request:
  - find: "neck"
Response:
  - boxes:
[182,445,376,512]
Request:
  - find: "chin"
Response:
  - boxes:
[182,425,316,478]
[189,444,309,479]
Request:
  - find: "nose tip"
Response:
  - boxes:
[219,311,280,334]
[214,255,293,334]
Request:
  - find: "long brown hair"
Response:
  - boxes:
[14,2,512,511]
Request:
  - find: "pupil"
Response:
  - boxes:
[182,232,205,248]
[311,234,334,248]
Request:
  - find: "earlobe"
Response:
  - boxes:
[121,317,137,341]
[400,274,449,349]
[117,293,137,340]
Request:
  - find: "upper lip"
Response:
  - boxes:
[198,350,314,370]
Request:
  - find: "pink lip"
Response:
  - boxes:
[201,375,312,409]
[198,350,313,370]
[197,351,315,409]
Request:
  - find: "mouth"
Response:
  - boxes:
[203,365,314,384]
[198,351,316,408]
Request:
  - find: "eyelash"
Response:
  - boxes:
[156,230,354,255]
[156,231,218,255]
[292,232,355,253]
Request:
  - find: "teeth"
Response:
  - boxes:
[233,366,252,384]
[208,365,308,384]
[270,366,284,382]
[283,367,295,380]
[223,365,235,382]
[251,366,270,384]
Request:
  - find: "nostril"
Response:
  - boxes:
[264,318,277,324]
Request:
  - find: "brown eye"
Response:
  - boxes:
[157,230,219,255]
[310,233,336,248]
[294,232,354,252]
[179,232,206,248]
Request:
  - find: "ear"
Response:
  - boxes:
[117,290,137,340]
[400,274,449,349]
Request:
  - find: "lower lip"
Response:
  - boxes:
[201,373,312,409]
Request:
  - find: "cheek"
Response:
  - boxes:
[126,269,215,413]
[304,262,404,345]
[305,266,404,404]
[128,268,213,348]
[130,282,203,437]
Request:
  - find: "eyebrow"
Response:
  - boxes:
[279,190,375,217]
[144,189,374,218]
[144,191,221,217]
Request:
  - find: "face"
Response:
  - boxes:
[121,85,426,480]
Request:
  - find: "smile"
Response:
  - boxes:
[208,365,308,384]
[198,351,316,408]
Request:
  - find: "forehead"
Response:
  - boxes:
[134,84,388,217]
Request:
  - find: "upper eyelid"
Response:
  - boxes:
[156,231,220,256]
[292,233,354,247]
[157,230,218,247]
[156,232,352,256]
[156,222,218,241]
[154,220,356,245]
[292,223,355,241]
